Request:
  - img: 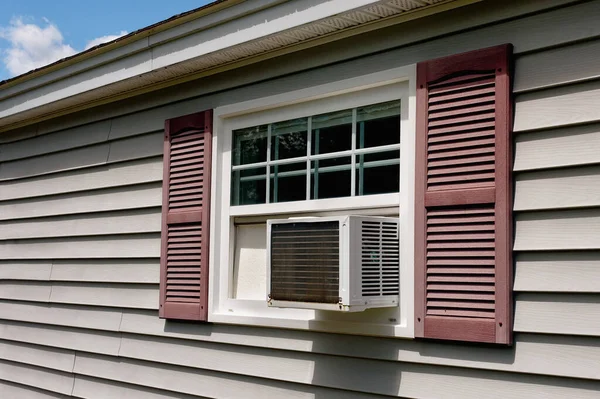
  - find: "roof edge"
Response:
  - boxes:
[0,0,242,91]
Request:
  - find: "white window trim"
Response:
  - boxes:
[209,64,416,338]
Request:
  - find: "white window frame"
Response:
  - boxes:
[209,65,416,338]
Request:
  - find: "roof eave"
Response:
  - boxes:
[0,0,479,134]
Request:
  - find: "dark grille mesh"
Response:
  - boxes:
[270,221,340,303]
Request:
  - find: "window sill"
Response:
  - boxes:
[209,304,414,339]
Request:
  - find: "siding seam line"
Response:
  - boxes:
[70,353,77,396]
[117,311,125,356]
[106,118,113,142]
[48,260,55,302]
[105,122,114,164]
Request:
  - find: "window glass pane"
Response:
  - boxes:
[311,109,352,155]
[270,162,306,203]
[271,118,307,161]
[233,125,268,166]
[356,100,401,149]
[355,151,400,196]
[231,167,266,205]
[311,156,351,199]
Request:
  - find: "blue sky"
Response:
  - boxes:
[0,0,214,80]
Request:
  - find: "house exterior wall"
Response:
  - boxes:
[1,0,600,397]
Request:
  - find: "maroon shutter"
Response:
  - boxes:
[160,110,213,321]
[414,45,513,344]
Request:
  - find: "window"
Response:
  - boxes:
[209,65,416,338]
[231,100,401,206]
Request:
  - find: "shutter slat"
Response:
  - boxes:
[428,111,495,128]
[427,309,495,318]
[427,301,495,310]
[427,267,495,274]
[427,292,495,300]
[429,79,495,99]
[428,163,494,176]
[426,284,494,292]
[428,137,495,152]
[415,44,513,344]
[428,120,495,135]
[160,110,213,321]
[428,96,494,111]
[428,129,495,144]
[428,73,495,90]
[428,154,495,168]
[427,258,496,266]
[428,103,495,120]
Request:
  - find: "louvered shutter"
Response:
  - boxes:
[160,110,213,321]
[414,44,513,344]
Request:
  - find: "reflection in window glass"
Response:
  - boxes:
[355,151,400,196]
[271,118,307,161]
[233,125,268,166]
[312,109,352,155]
[270,162,306,203]
[311,157,351,200]
[231,167,266,205]
[230,99,402,206]
[356,100,401,149]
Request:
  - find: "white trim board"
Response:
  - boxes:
[209,64,416,338]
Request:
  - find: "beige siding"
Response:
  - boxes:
[2,1,600,398]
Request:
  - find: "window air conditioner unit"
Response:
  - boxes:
[267,216,400,312]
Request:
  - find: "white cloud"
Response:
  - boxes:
[0,17,128,78]
[0,17,76,76]
[85,30,128,50]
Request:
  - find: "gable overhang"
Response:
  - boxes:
[0,0,479,133]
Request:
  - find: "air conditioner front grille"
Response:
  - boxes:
[361,220,400,297]
[270,221,340,303]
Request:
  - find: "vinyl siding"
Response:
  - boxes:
[1,0,600,397]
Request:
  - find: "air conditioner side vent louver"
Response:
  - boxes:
[360,220,400,297]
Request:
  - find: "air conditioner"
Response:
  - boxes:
[267,215,400,312]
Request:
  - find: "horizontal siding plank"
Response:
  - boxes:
[0,261,52,280]
[74,354,386,399]
[0,380,69,399]
[0,321,120,356]
[515,294,600,336]
[0,234,160,259]
[515,39,600,93]
[0,282,51,302]
[0,157,162,201]
[0,120,110,162]
[0,209,160,240]
[120,310,600,381]
[0,301,122,331]
[49,283,157,310]
[0,183,162,221]
[1,301,600,382]
[514,123,600,171]
[73,376,208,399]
[515,252,600,293]
[0,340,74,372]
[73,352,600,399]
[0,360,73,395]
[0,143,109,182]
[50,260,159,283]
[514,80,600,132]
[119,331,600,385]
[514,209,600,251]
[108,102,202,141]
[514,165,600,211]
[107,131,163,163]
